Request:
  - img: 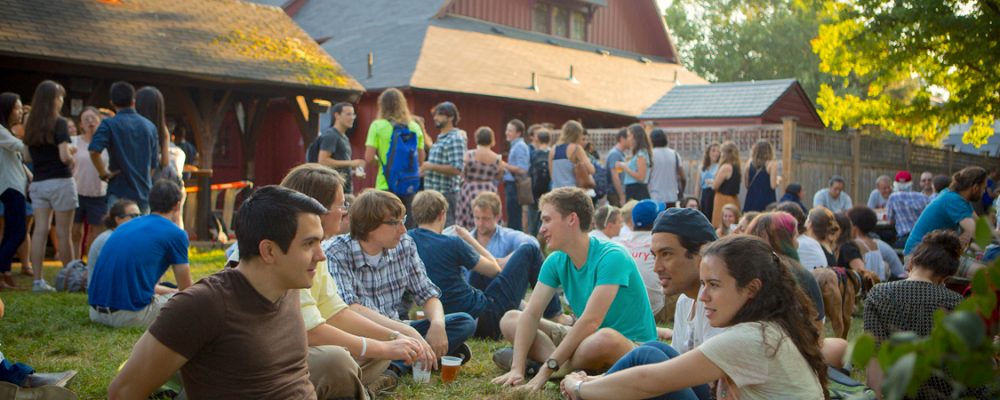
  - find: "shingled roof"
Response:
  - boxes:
[640,79,809,120]
[276,0,703,117]
[0,0,363,96]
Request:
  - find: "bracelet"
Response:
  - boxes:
[360,337,368,358]
[574,380,584,399]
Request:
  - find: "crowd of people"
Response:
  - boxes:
[1,80,997,399]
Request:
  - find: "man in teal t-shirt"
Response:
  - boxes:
[492,188,657,392]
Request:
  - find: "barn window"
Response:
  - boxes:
[532,3,550,34]
[533,1,591,41]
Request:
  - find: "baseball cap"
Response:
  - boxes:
[651,207,718,245]
[632,200,665,230]
[895,171,912,183]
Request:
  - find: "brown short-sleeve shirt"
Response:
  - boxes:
[149,268,315,399]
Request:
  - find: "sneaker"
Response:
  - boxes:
[451,342,473,365]
[366,369,398,397]
[492,347,541,377]
[33,280,56,293]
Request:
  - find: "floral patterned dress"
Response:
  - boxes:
[457,150,501,230]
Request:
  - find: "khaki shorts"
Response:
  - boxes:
[89,293,172,328]
[538,318,571,346]
[29,178,78,212]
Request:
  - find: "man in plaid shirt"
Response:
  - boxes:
[419,102,466,226]
[325,190,475,374]
[886,170,930,248]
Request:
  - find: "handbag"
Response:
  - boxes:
[573,146,596,189]
[515,175,534,206]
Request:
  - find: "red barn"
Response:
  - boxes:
[263,0,706,189]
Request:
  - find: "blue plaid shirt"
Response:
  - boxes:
[886,191,930,236]
[425,129,466,193]
[324,234,441,320]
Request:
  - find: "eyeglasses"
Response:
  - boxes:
[382,215,407,227]
[123,213,141,219]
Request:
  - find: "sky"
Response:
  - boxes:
[655,0,671,13]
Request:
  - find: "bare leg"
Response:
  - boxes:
[822,338,848,369]
[570,328,636,371]
[499,310,558,362]
[72,222,84,260]
[53,210,75,266]
[31,208,52,282]
[18,216,32,275]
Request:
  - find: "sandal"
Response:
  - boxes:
[20,265,33,276]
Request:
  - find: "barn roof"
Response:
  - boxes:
[640,79,806,119]
[0,0,363,95]
[275,0,703,117]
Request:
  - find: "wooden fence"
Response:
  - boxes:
[586,119,999,208]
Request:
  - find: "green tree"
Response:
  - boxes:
[662,0,848,102]
[811,0,1000,146]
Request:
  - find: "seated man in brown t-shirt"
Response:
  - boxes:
[108,186,328,399]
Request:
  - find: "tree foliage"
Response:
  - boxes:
[662,0,851,102]
[812,0,1000,146]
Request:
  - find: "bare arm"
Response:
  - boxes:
[364,146,377,164]
[171,264,193,290]
[455,226,500,276]
[493,283,556,386]
[768,160,781,189]
[109,332,188,400]
[712,164,732,190]
[318,150,364,169]
[90,151,109,177]
[611,163,625,200]
[563,349,724,399]
[421,162,462,176]
[575,146,595,174]
[959,217,977,249]
[306,321,420,363]
[57,142,75,169]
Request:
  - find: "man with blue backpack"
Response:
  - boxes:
[419,102,466,227]
[364,89,425,228]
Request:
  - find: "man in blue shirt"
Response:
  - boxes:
[605,129,628,207]
[89,81,159,214]
[88,180,191,328]
[409,190,560,339]
[502,119,530,231]
[904,167,988,278]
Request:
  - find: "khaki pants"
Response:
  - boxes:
[89,294,172,328]
[308,345,391,400]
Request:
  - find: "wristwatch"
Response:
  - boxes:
[574,380,584,399]
[546,357,560,371]
[388,330,400,341]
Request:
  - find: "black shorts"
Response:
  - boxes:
[75,195,108,225]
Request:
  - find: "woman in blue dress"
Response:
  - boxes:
[743,140,780,212]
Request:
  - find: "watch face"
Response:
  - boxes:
[547,359,559,369]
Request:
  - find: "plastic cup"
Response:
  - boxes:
[412,361,431,384]
[440,356,462,383]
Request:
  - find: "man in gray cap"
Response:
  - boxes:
[649,207,725,354]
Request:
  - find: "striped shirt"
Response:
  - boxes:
[425,129,466,193]
[324,234,441,320]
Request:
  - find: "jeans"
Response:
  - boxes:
[443,191,458,228]
[605,342,711,400]
[504,183,522,232]
[526,204,540,236]
[469,243,562,332]
[1,189,26,273]
[392,312,476,373]
[475,243,559,338]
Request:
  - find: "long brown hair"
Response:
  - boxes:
[702,235,828,397]
[627,123,653,168]
[749,139,774,169]
[719,141,740,169]
[701,142,720,171]
[24,80,66,146]
[135,86,169,168]
[377,88,412,125]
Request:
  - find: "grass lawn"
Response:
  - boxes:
[0,249,864,399]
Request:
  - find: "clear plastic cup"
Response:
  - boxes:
[440,356,462,383]
[412,361,431,384]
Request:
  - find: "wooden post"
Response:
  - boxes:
[851,129,862,204]
[904,139,912,172]
[946,145,955,174]
[781,117,797,188]
[238,97,270,181]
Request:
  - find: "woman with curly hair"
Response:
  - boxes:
[561,235,827,400]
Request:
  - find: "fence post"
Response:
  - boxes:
[946,145,954,174]
[851,129,861,204]
[904,140,912,172]
[781,117,797,187]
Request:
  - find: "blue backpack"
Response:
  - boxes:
[381,123,421,196]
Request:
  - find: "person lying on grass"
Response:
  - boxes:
[493,187,657,391]
[560,235,827,400]
[110,186,327,399]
